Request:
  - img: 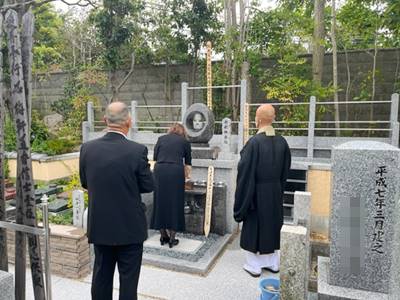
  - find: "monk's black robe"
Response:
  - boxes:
[234,132,291,254]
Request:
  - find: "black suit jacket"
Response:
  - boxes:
[79,132,154,245]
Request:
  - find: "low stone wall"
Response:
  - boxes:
[7,224,90,279]
[6,152,79,181]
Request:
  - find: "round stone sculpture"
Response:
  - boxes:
[183,103,215,144]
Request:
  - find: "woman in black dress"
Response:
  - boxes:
[151,123,192,248]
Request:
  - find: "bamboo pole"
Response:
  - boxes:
[206,41,212,110]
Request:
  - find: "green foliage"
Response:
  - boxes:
[198,61,232,121]
[65,172,89,208]
[258,53,334,133]
[168,0,222,58]
[33,4,64,72]
[4,159,9,179]
[36,209,73,225]
[335,0,399,50]
[31,110,50,153]
[52,68,104,143]
[247,5,311,59]
[90,0,143,71]
[262,54,334,102]
[50,69,80,118]
[4,116,16,152]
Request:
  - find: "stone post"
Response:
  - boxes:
[82,121,90,143]
[390,93,399,147]
[307,96,316,159]
[72,190,85,228]
[87,102,94,132]
[238,79,247,153]
[293,191,311,226]
[131,101,138,133]
[221,118,232,153]
[280,225,310,300]
[181,82,188,122]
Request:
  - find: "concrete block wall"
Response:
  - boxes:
[6,224,90,279]
[32,49,400,124]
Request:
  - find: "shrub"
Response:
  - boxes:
[65,172,89,208]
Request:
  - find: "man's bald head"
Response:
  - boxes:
[104,102,132,134]
[255,104,275,128]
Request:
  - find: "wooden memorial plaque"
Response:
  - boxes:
[204,166,214,237]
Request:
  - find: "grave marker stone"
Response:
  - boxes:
[72,190,85,228]
[328,141,400,295]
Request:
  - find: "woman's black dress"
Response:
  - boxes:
[150,133,192,231]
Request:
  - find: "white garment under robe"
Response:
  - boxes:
[243,250,280,274]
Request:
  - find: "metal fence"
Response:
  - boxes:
[83,80,399,158]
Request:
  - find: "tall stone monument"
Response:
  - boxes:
[318,141,400,299]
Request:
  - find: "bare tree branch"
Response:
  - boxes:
[0,0,98,11]
[116,53,135,92]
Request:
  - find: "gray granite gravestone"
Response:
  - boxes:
[48,199,68,213]
[293,191,311,226]
[221,117,231,152]
[327,141,400,296]
[0,271,14,300]
[183,104,217,159]
[280,225,310,300]
[219,118,234,160]
[183,103,215,144]
[184,182,227,235]
[73,190,85,228]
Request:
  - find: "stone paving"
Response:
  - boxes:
[11,235,280,300]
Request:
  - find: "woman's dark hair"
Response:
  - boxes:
[168,123,187,139]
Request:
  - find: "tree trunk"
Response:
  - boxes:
[344,46,351,121]
[110,53,136,104]
[110,71,118,103]
[331,0,340,136]
[312,0,325,83]
[5,10,45,300]
[0,14,9,273]
[370,38,378,134]
[224,0,232,107]
[394,49,399,93]
[230,0,237,112]
[189,51,198,105]
[21,10,34,133]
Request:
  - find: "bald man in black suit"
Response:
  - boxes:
[80,102,154,300]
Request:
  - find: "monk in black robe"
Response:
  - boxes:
[234,104,291,277]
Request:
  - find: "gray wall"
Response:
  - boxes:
[33,48,400,122]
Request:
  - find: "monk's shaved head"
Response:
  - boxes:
[255,104,275,128]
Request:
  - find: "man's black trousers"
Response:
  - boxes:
[92,243,143,300]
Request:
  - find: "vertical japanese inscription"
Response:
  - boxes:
[371,165,388,254]
[5,10,45,300]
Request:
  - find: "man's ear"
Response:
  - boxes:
[104,116,108,125]
[126,117,132,129]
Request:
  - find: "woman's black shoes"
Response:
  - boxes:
[160,236,170,246]
[160,235,179,248]
[168,239,179,248]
